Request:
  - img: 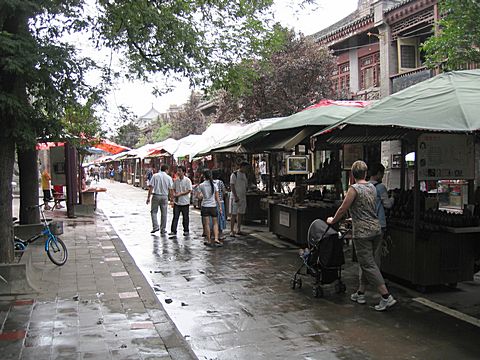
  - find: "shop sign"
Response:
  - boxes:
[343,144,363,170]
[279,211,290,227]
[418,134,474,180]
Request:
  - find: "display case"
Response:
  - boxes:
[268,202,337,245]
[383,188,480,287]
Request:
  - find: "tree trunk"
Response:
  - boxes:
[18,148,40,224]
[0,136,16,263]
[65,143,78,218]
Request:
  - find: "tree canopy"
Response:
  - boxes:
[213,30,335,122]
[170,92,207,139]
[422,0,480,70]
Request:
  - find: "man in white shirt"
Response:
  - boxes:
[169,165,192,237]
[259,158,267,190]
[230,161,249,236]
[146,164,173,234]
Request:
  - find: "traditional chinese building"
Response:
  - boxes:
[313,0,439,100]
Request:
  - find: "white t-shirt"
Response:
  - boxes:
[230,171,248,198]
[149,171,173,196]
[198,180,218,207]
[259,161,267,175]
[173,176,192,205]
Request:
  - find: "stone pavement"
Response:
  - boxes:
[0,207,195,360]
[3,179,480,360]
[98,180,480,360]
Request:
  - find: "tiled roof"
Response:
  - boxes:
[312,9,361,40]
[384,0,415,13]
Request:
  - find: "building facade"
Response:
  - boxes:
[313,0,439,100]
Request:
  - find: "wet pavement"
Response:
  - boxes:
[97,180,480,360]
[2,199,194,360]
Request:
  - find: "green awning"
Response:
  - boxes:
[319,70,480,135]
[210,100,369,153]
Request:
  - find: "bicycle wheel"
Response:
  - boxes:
[47,236,68,266]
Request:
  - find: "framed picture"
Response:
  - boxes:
[286,155,309,175]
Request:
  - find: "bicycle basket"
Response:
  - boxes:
[49,221,64,235]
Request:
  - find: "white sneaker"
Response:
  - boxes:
[350,292,366,304]
[374,295,397,311]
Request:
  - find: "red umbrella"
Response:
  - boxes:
[93,139,130,154]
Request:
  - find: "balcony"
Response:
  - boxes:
[391,67,434,94]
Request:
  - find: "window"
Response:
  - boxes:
[400,45,417,68]
[332,62,350,98]
[397,37,419,72]
[359,52,380,90]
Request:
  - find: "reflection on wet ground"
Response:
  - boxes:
[99,181,480,360]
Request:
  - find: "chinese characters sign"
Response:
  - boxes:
[417,134,474,180]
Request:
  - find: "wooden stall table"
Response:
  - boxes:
[269,202,337,246]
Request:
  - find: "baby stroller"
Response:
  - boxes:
[291,219,347,298]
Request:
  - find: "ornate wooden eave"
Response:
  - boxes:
[385,0,437,24]
[318,14,375,47]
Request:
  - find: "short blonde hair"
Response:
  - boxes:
[351,160,368,180]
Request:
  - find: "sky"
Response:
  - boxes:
[95,0,358,127]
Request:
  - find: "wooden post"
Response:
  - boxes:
[413,135,420,254]
[400,140,406,190]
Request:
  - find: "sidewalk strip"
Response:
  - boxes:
[413,297,480,328]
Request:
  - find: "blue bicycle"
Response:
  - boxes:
[14,204,68,266]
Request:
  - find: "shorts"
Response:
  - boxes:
[43,189,52,202]
[231,196,246,215]
[201,206,217,218]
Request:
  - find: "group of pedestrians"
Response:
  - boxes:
[146,161,249,248]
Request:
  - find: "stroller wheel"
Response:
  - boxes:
[313,286,323,298]
[290,277,302,290]
[290,278,297,290]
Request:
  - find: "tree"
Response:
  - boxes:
[0,0,286,263]
[152,123,172,143]
[213,30,335,122]
[422,0,480,70]
[170,92,207,139]
[112,122,141,148]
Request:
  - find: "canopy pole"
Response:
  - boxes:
[400,140,406,190]
[413,135,420,246]
[268,153,274,195]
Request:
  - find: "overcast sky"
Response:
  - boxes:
[97,0,358,127]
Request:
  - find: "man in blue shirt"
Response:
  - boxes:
[369,163,394,233]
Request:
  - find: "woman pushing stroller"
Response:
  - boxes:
[327,160,396,311]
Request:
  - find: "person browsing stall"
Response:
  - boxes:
[229,161,249,237]
[327,160,397,311]
[369,163,394,234]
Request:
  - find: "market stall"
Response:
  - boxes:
[319,70,480,288]
[204,102,370,240]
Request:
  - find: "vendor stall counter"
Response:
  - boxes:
[382,224,479,288]
[244,191,268,224]
[269,202,337,245]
